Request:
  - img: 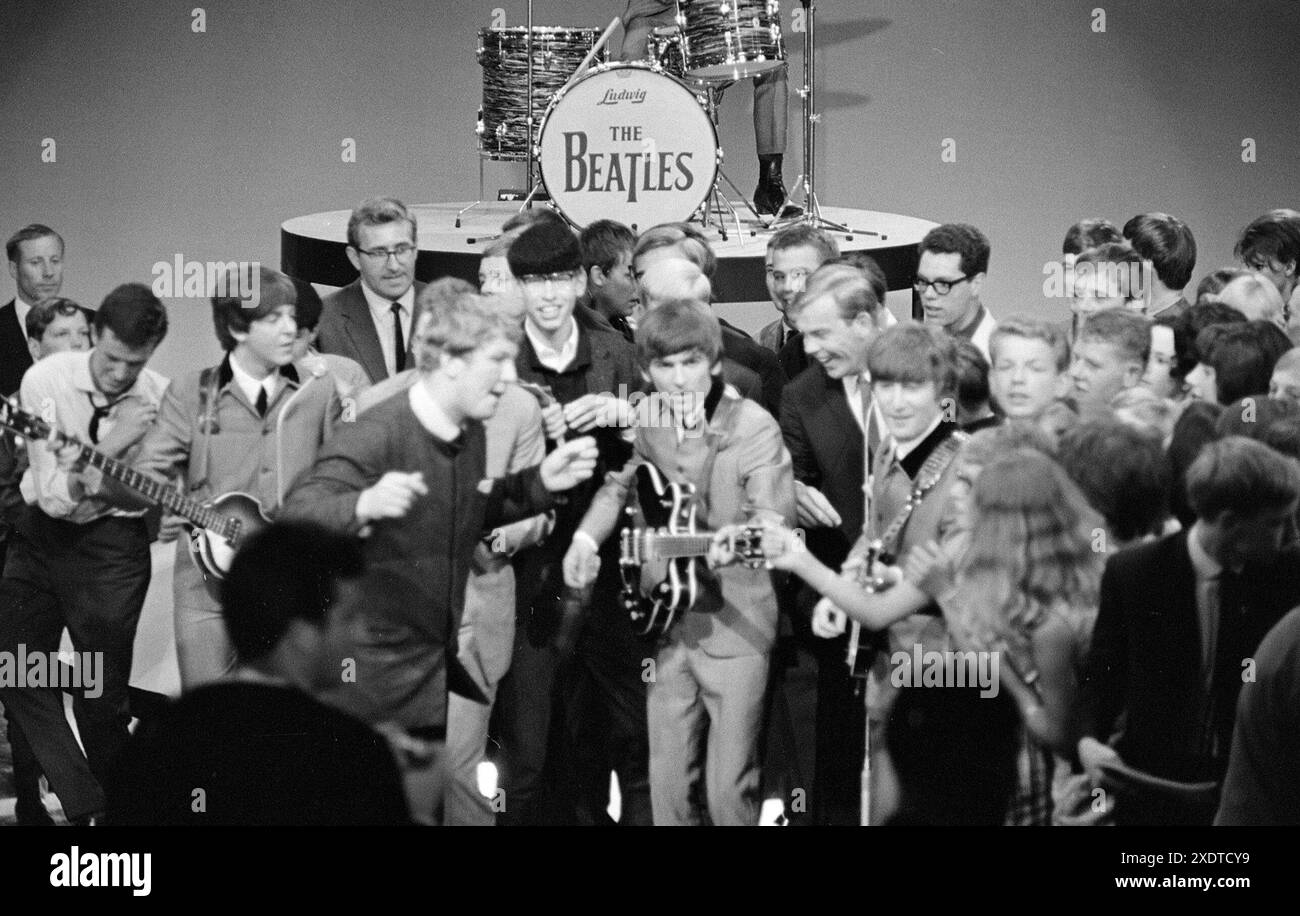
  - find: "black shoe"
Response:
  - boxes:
[754,154,803,217]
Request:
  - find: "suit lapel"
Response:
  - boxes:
[341,282,389,382]
[811,369,856,476]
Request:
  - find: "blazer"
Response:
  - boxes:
[1080,531,1300,789]
[316,280,427,384]
[775,331,809,380]
[719,319,786,417]
[579,386,796,657]
[758,316,788,354]
[780,362,866,580]
[0,300,33,396]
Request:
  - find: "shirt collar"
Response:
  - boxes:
[360,281,415,319]
[893,411,946,462]
[14,295,36,340]
[229,351,279,403]
[524,316,579,370]
[408,376,461,443]
[951,303,987,340]
[841,370,872,399]
[73,349,162,404]
[1187,521,1226,579]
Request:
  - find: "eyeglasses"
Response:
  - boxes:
[355,243,417,263]
[912,275,973,296]
[519,271,578,290]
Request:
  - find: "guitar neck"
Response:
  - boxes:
[640,534,716,559]
[71,437,232,535]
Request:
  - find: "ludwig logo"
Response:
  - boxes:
[597,88,647,105]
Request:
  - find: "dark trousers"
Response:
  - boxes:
[0,513,150,820]
[495,552,652,826]
[764,627,866,825]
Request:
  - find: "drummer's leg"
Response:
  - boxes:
[619,6,677,61]
[753,64,799,215]
[753,65,788,155]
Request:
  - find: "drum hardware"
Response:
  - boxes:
[772,0,880,239]
[694,84,764,240]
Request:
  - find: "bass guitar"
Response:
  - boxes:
[0,397,269,597]
[618,462,765,640]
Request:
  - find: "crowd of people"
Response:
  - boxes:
[1,201,1299,826]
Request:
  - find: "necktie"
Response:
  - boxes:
[87,394,118,445]
[256,385,269,418]
[391,301,406,373]
[860,381,881,458]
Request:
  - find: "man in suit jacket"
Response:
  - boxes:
[759,225,840,380]
[491,221,651,825]
[776,263,889,824]
[3,224,66,396]
[316,197,427,384]
[566,300,796,824]
[1079,436,1300,825]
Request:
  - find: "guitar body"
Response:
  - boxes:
[187,491,272,598]
[620,463,701,640]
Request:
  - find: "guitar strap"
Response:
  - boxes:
[689,393,742,522]
[191,366,222,494]
[873,430,969,562]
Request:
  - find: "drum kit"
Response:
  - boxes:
[464,1,871,238]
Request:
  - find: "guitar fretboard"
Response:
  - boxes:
[1,400,235,540]
[636,534,716,559]
[79,445,234,537]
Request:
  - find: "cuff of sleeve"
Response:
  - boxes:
[573,529,600,554]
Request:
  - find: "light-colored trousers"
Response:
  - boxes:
[648,638,770,825]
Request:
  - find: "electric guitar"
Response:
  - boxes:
[0,397,269,597]
[846,539,895,678]
[618,462,766,640]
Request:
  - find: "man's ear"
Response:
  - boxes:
[588,265,605,291]
[345,246,361,274]
[968,271,986,298]
[440,349,464,378]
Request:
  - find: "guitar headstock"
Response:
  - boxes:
[0,396,51,441]
[732,525,768,568]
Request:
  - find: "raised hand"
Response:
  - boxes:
[794,481,842,529]
[355,471,428,524]
[540,436,600,492]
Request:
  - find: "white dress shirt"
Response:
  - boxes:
[360,282,416,378]
[524,316,579,374]
[229,352,279,410]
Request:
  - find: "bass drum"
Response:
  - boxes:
[536,63,719,231]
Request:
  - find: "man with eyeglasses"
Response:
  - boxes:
[914,223,997,361]
[760,225,840,380]
[317,197,427,384]
[494,221,650,825]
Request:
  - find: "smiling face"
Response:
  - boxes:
[233,303,298,375]
[9,234,64,305]
[796,293,876,380]
[989,334,1064,421]
[875,378,944,442]
[520,268,583,340]
[767,244,826,316]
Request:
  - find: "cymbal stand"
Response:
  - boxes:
[773,0,878,238]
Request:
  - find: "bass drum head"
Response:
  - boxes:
[537,63,719,231]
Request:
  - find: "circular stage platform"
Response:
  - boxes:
[281,202,936,304]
